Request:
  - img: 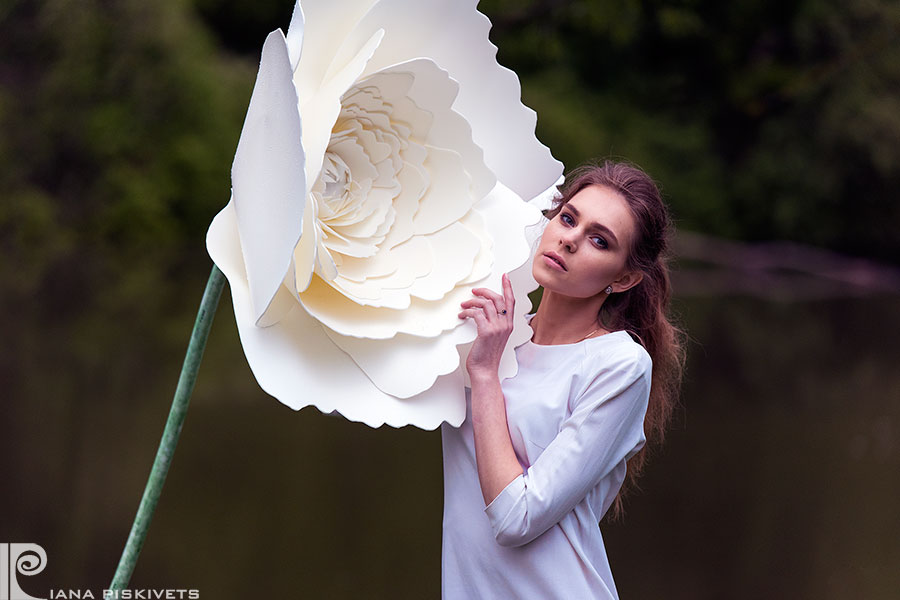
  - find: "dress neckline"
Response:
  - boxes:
[524,314,630,348]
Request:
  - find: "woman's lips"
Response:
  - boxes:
[543,252,567,271]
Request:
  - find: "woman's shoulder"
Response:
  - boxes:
[582,330,652,376]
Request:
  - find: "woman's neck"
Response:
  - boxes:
[531,290,609,345]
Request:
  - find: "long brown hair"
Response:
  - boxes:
[546,160,685,518]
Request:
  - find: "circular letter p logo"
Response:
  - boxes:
[1,544,47,600]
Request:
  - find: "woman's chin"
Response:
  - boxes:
[532,264,567,295]
[531,262,554,289]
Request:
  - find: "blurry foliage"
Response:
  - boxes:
[0,0,254,429]
[0,0,252,311]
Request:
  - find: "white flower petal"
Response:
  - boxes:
[231,31,305,324]
[380,158,427,249]
[332,254,397,283]
[372,58,494,199]
[285,1,305,70]
[291,0,376,105]
[412,146,475,235]
[473,181,543,277]
[314,227,339,280]
[333,234,430,299]
[299,29,384,199]
[324,0,563,199]
[457,209,492,286]
[293,195,318,292]
[324,323,476,398]
[256,280,301,328]
[208,200,465,429]
[406,222,480,301]
[298,275,474,339]
[328,278,410,308]
[529,175,565,210]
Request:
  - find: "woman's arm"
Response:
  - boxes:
[458,274,523,505]
[469,371,524,505]
[486,349,650,547]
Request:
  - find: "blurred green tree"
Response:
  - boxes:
[0,0,253,308]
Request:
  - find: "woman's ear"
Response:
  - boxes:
[612,270,643,293]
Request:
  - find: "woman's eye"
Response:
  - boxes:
[591,236,608,249]
[560,213,574,226]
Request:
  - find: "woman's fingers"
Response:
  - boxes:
[460,297,495,313]
[459,299,506,328]
[473,287,504,302]
[462,276,517,328]
[472,286,507,316]
[501,274,515,318]
[457,307,490,330]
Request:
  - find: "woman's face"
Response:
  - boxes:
[533,184,640,299]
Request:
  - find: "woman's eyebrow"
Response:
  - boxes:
[565,204,620,245]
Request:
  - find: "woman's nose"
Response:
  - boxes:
[559,230,577,252]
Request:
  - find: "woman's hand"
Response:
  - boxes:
[458,273,516,382]
[459,273,524,505]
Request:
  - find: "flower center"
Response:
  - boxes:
[308,82,428,279]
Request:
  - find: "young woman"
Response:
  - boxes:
[442,161,685,599]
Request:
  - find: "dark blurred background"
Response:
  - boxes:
[2,0,898,598]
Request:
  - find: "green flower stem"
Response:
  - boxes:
[109,264,226,591]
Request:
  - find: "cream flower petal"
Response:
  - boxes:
[292,195,317,292]
[336,233,427,287]
[296,217,482,337]
[298,276,475,339]
[208,200,466,428]
[376,157,426,250]
[289,0,376,105]
[368,58,494,199]
[231,30,305,324]
[298,29,384,200]
[328,236,431,308]
[529,175,565,210]
[411,146,476,236]
[315,182,541,399]
[323,324,475,399]
[457,209,492,286]
[473,183,543,278]
[315,0,563,199]
[405,222,480,301]
[285,1,305,70]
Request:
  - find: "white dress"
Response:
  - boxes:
[441,330,652,599]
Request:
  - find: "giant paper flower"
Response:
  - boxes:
[207,0,562,429]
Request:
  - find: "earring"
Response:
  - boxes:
[605,285,613,295]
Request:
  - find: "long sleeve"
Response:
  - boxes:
[483,346,651,547]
